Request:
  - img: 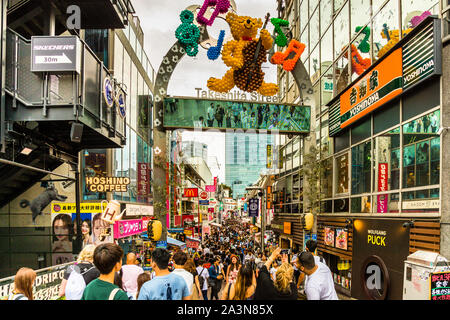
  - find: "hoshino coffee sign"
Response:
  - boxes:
[86,176,130,192]
[328,16,441,137]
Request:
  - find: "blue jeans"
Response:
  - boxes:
[202,290,208,300]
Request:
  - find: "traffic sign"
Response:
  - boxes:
[200,191,208,200]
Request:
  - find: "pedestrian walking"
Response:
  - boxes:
[8,267,36,300]
[208,257,222,300]
[296,251,338,300]
[196,258,209,300]
[138,248,190,300]
[172,251,194,298]
[121,252,144,298]
[223,262,256,300]
[184,259,203,300]
[81,243,129,300]
[134,272,151,300]
[226,254,240,285]
[59,244,100,299]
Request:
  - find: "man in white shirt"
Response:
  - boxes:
[296,251,338,300]
[172,251,194,298]
[121,252,144,297]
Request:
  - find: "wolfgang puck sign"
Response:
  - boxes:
[351,219,410,300]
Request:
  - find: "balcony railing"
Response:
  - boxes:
[5,28,126,139]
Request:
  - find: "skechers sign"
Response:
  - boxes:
[31,36,82,74]
[328,17,441,137]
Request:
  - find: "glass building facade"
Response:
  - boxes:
[274,0,446,298]
[225,132,275,199]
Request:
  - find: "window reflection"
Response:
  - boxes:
[351,141,371,194]
[372,0,400,61]
[402,110,440,189]
[336,153,349,194]
[374,128,400,192]
[401,0,439,31]
[321,0,333,34]
[334,2,349,59]
[83,149,107,200]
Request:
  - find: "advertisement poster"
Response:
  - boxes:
[51,213,74,265]
[91,212,113,246]
[71,213,93,249]
[335,228,348,250]
[163,97,311,133]
[324,227,335,247]
[0,262,74,300]
[430,272,450,300]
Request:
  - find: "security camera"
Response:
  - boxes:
[437,127,449,135]
[403,220,415,228]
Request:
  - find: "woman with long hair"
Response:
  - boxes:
[184,258,202,300]
[226,254,240,285]
[253,247,297,300]
[9,268,36,300]
[135,272,151,300]
[223,262,256,300]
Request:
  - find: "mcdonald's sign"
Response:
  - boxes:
[183,188,198,198]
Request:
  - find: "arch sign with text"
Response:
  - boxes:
[151,0,317,241]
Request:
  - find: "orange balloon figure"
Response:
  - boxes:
[270,39,305,71]
[344,44,371,76]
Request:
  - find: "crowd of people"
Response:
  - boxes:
[4,218,338,301]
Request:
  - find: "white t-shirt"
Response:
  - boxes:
[196,266,210,291]
[121,264,144,295]
[304,262,339,300]
[270,267,277,281]
[172,268,194,295]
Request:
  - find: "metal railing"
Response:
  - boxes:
[5,28,126,137]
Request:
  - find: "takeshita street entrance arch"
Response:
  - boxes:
[151,1,316,240]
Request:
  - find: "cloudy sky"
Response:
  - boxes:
[132,0,279,182]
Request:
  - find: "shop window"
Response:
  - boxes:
[82,149,107,200]
[372,0,400,61]
[351,196,371,213]
[351,118,371,145]
[334,129,349,153]
[374,127,400,191]
[402,110,440,189]
[334,198,349,213]
[321,200,333,213]
[321,0,333,34]
[336,153,349,194]
[373,193,400,213]
[321,67,334,108]
[321,158,333,198]
[300,26,309,57]
[402,189,439,213]
[351,141,371,194]
[334,2,350,60]
[292,203,300,213]
[310,8,320,49]
[293,173,300,201]
[300,0,308,33]
[402,80,440,122]
[401,0,439,31]
[350,0,371,39]
[310,45,320,81]
[373,100,399,135]
[334,0,346,14]
[84,29,109,65]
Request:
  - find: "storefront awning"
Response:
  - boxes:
[167,237,186,248]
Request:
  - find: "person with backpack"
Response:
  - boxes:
[8,267,36,300]
[81,243,129,300]
[60,244,100,300]
[138,248,190,300]
[196,258,209,300]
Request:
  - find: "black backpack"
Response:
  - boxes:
[198,268,206,288]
